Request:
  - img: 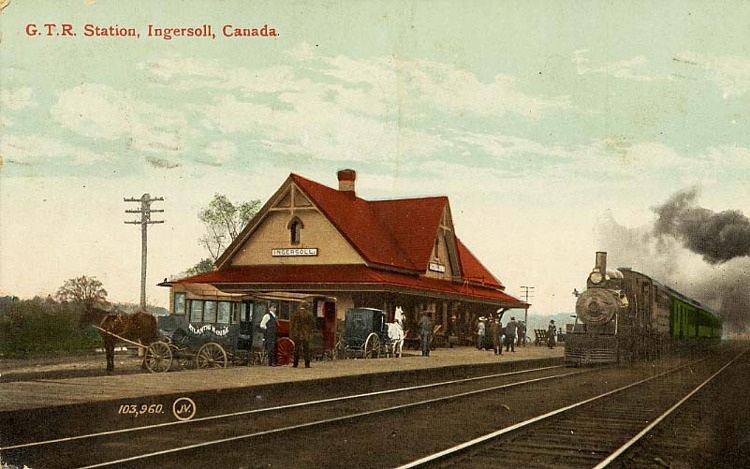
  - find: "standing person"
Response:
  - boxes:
[290,301,316,368]
[504,317,518,352]
[493,317,503,355]
[517,321,527,347]
[260,304,279,366]
[418,311,433,357]
[476,318,486,350]
[547,319,557,349]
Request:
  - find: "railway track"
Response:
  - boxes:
[0,363,583,468]
[403,348,747,468]
[2,348,746,468]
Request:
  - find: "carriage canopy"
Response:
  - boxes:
[343,307,386,350]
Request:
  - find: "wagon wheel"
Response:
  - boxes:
[333,333,344,360]
[177,350,196,370]
[197,342,228,369]
[231,350,250,367]
[276,337,295,366]
[254,348,268,366]
[144,341,173,373]
[364,333,381,358]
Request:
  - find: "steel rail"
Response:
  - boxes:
[1,365,568,451]
[396,357,713,468]
[71,368,590,468]
[594,348,748,468]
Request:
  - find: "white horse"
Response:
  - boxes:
[385,306,406,357]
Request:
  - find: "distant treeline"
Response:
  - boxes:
[0,296,166,357]
[509,312,577,334]
[0,297,99,357]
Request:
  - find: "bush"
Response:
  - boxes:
[0,298,101,357]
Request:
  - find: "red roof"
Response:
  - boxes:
[176,265,522,306]
[290,174,504,289]
[201,172,523,308]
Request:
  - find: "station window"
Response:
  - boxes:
[190,300,203,323]
[233,302,246,324]
[174,292,186,315]
[188,299,243,324]
[204,301,217,323]
[288,217,304,245]
[217,301,232,324]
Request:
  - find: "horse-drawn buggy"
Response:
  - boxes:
[341,307,405,359]
[86,287,337,372]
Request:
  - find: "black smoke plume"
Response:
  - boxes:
[653,187,750,264]
[595,189,750,335]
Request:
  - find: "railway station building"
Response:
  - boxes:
[161,170,528,348]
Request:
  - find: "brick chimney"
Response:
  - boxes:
[337,169,357,195]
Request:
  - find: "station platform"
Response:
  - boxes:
[0,345,564,413]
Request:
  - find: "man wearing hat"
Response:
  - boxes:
[504,316,518,352]
[291,301,316,368]
[547,319,557,349]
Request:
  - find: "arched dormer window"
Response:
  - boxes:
[288,217,304,245]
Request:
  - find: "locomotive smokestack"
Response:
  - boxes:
[595,251,607,273]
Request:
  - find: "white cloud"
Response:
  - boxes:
[1,134,109,165]
[674,51,750,99]
[0,87,36,111]
[298,47,570,118]
[199,92,448,162]
[451,130,572,162]
[573,50,674,82]
[204,140,238,163]
[50,83,190,154]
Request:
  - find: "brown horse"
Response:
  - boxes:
[81,307,161,372]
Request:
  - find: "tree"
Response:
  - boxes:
[184,257,216,276]
[56,276,108,308]
[198,193,261,261]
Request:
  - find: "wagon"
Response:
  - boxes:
[341,307,403,359]
[144,291,336,372]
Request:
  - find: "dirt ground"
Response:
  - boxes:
[0,344,563,383]
[0,350,144,382]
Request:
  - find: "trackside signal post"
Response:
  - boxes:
[125,194,164,308]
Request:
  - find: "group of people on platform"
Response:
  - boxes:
[476,316,558,354]
[260,303,559,367]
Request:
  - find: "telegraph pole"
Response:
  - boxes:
[519,285,535,326]
[125,194,164,309]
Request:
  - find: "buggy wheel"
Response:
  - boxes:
[231,351,250,366]
[144,341,173,373]
[177,355,196,370]
[197,342,228,369]
[364,333,381,358]
[254,348,268,365]
[276,337,295,366]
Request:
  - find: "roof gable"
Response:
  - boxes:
[218,172,505,290]
[369,197,447,270]
[290,174,420,270]
[456,238,504,289]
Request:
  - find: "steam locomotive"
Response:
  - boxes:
[565,252,722,365]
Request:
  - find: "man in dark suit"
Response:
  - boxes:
[291,301,316,368]
[260,305,278,366]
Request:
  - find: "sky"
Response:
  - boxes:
[1,1,749,329]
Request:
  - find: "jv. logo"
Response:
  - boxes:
[172,397,197,421]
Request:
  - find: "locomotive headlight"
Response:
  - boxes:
[589,271,603,284]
